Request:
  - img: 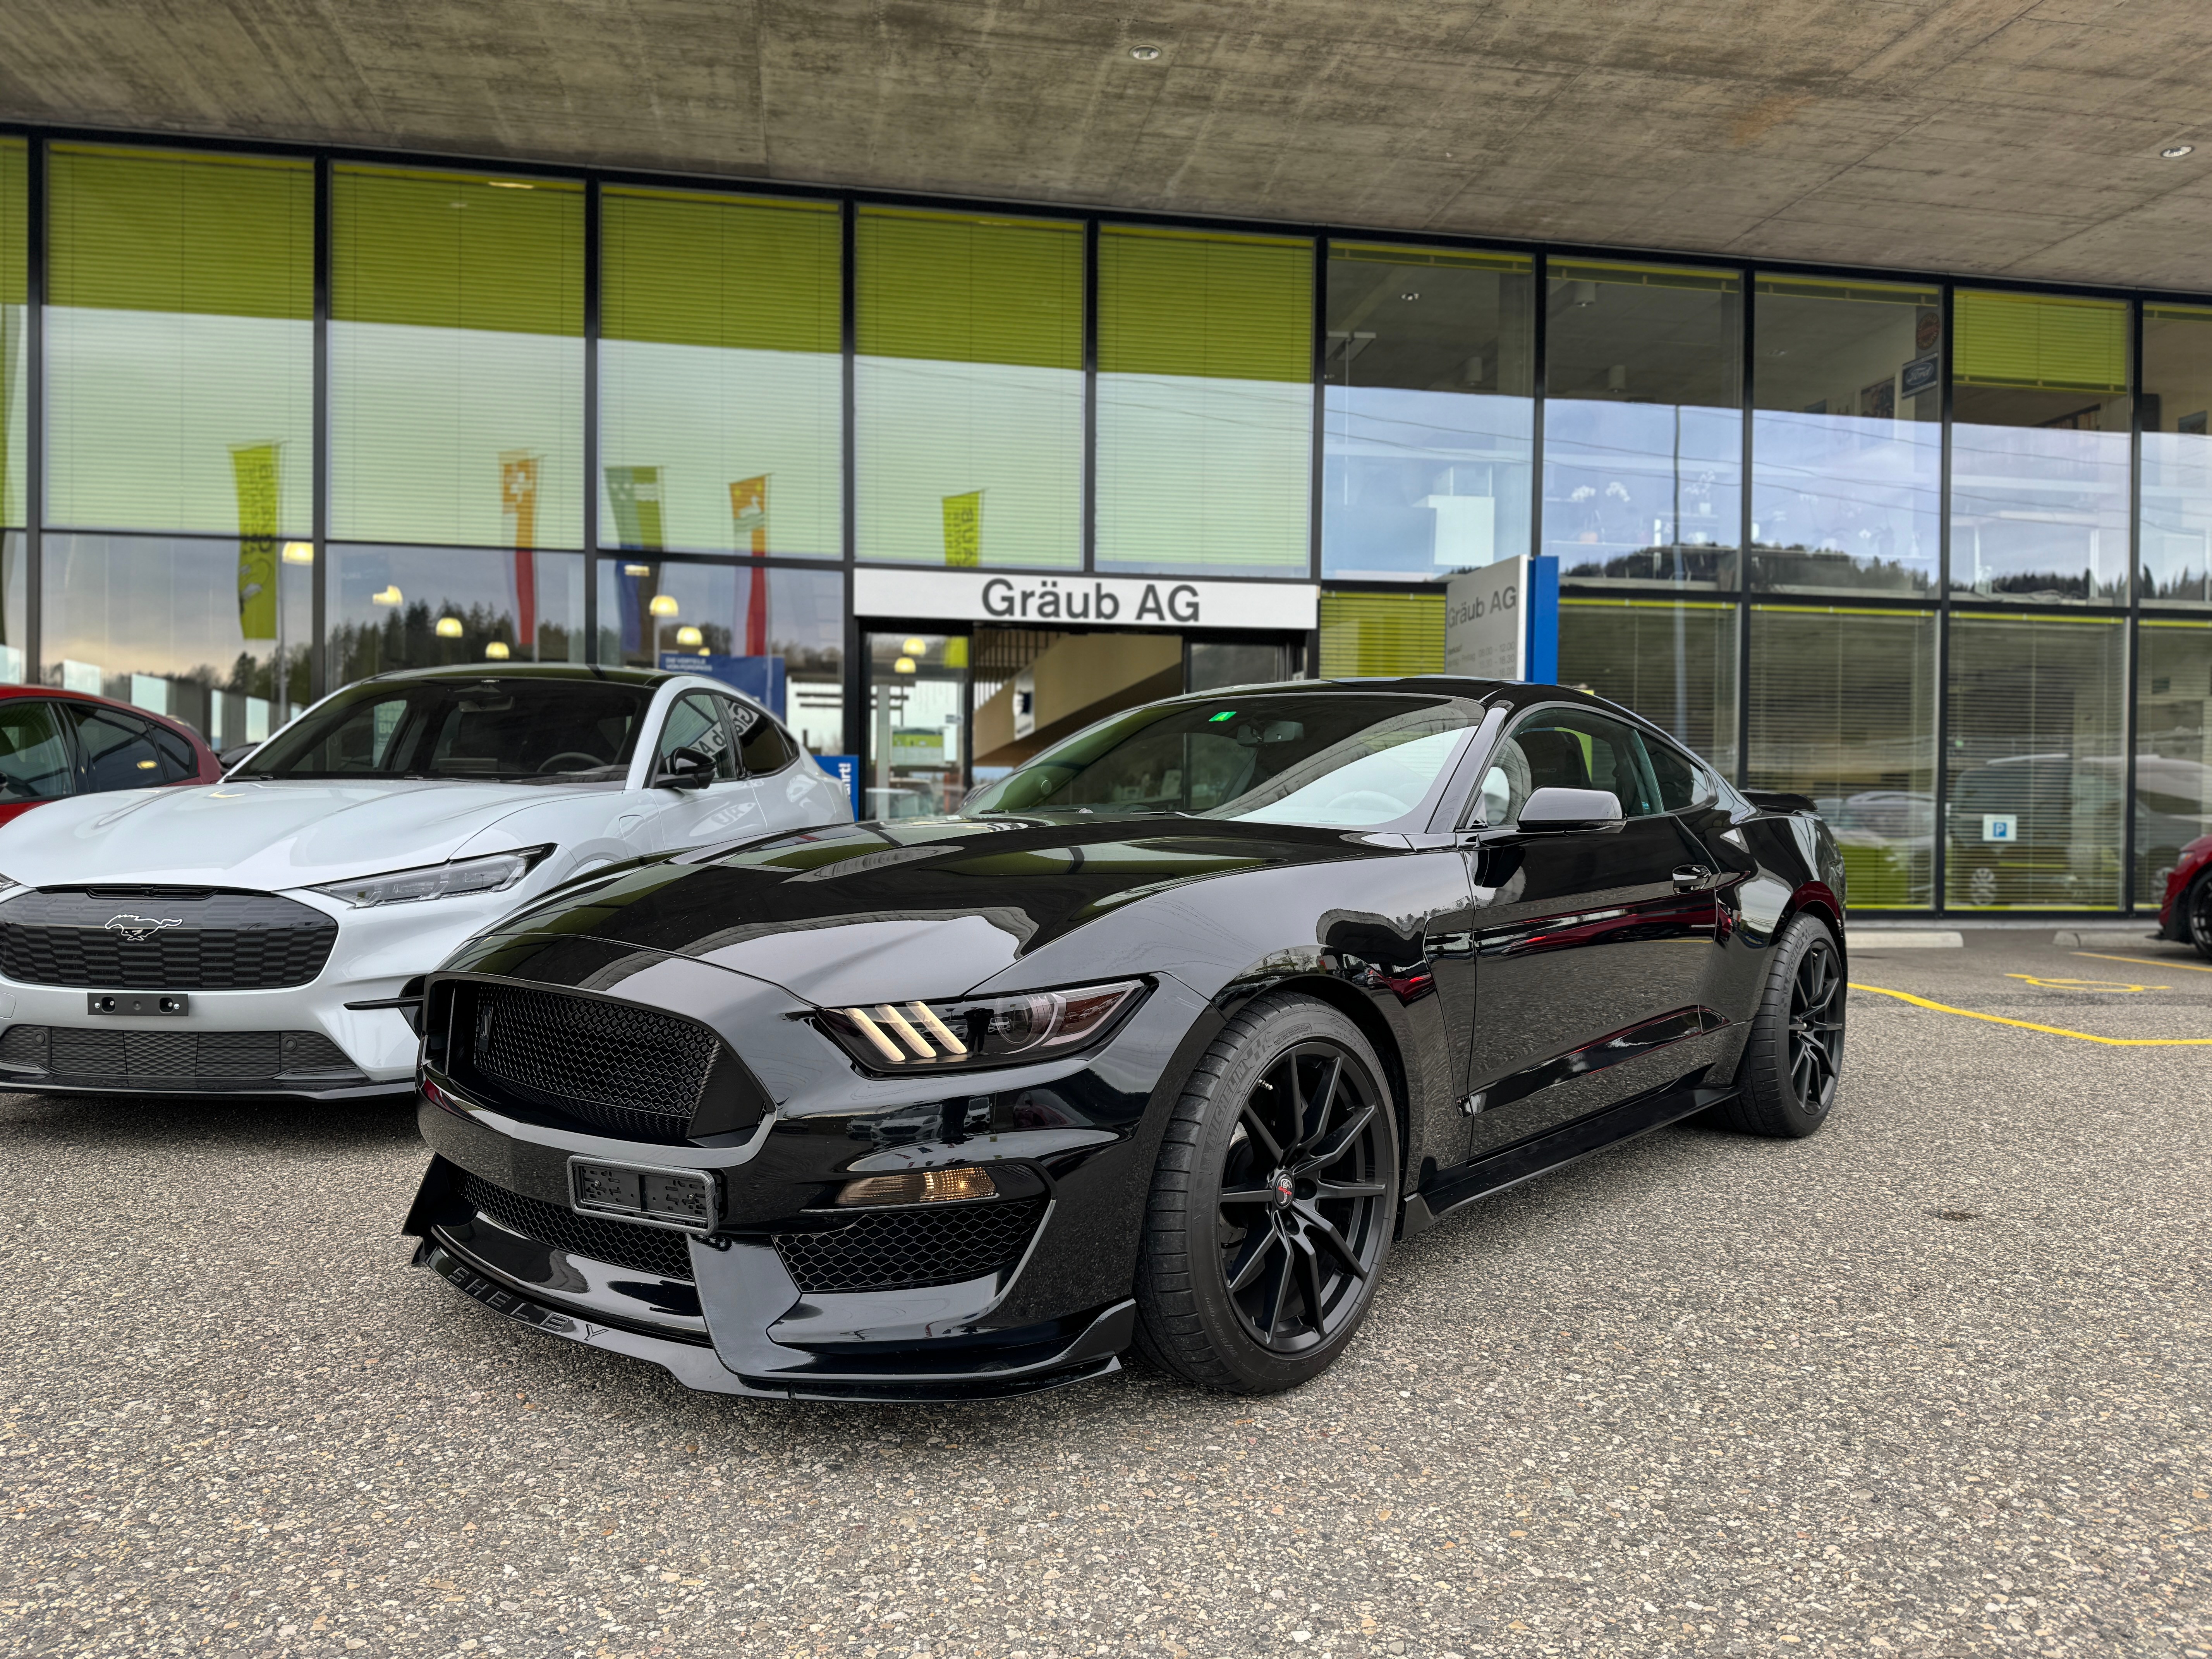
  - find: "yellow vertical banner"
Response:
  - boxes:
[231,441,280,641]
[730,475,769,555]
[943,490,981,567]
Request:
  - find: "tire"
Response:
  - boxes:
[2188,872,2212,963]
[1716,913,1844,1139]
[1134,993,1400,1394]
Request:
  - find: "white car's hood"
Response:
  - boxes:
[0,780,589,892]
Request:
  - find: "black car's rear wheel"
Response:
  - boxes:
[1135,994,1398,1394]
[1716,912,1844,1139]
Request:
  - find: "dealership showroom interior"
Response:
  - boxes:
[1,3,2209,1656]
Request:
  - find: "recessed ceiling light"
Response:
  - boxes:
[1129,44,1161,60]
[2162,144,2195,158]
[1400,291,1420,301]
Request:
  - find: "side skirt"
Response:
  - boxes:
[1398,1080,1733,1238]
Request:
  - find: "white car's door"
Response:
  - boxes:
[643,690,768,852]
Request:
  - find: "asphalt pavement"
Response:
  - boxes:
[2,931,2206,1658]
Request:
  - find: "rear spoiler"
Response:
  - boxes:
[1743,790,1820,817]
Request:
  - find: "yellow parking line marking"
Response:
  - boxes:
[2004,973,2169,992]
[2071,950,2212,976]
[1848,982,2212,1046]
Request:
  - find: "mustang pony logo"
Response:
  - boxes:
[105,914,183,944]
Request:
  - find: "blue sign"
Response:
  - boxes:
[1525,555,1559,684]
[816,754,862,820]
[658,653,786,719]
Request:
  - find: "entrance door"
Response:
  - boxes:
[1187,637,1294,693]
[866,631,969,820]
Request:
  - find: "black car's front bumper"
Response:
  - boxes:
[402,952,1212,1401]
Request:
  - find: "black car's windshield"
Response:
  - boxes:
[963,694,1480,828]
[238,678,653,783]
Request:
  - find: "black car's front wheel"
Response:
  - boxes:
[1718,912,1845,1138]
[1135,994,1400,1394]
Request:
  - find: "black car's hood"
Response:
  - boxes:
[482,814,1398,1006]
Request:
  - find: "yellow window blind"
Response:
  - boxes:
[857,208,1081,370]
[48,145,311,320]
[1954,290,2127,393]
[1098,227,1311,382]
[332,166,582,337]
[0,139,24,310]
[1319,592,1444,677]
[602,189,839,354]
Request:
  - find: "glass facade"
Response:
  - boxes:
[1,130,2206,912]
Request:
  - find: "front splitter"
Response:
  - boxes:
[414,1240,1127,1403]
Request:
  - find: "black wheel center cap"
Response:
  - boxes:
[1269,1170,1296,1210]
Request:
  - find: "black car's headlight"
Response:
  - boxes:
[817,979,1144,1071]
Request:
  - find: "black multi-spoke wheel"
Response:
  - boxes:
[1214,1041,1392,1355]
[1135,994,1400,1393]
[1716,913,1845,1139]
[1786,937,1844,1114]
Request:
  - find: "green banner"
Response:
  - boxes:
[232,442,280,641]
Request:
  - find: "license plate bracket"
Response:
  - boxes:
[568,1156,716,1235]
[88,993,189,1017]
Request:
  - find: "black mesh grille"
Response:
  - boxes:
[772,1200,1045,1294]
[455,1172,695,1283]
[0,1023,366,1084]
[0,890,337,989]
[471,984,717,1140]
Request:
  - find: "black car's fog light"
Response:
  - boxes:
[817,980,1142,1071]
[836,1166,997,1207]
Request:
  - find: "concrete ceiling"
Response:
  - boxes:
[6,0,2212,291]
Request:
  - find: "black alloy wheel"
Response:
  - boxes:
[1135,994,1400,1393]
[1214,1041,1393,1356]
[1717,912,1844,1139]
[2189,873,2212,963]
[1784,934,1845,1115]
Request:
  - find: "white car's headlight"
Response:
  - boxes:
[309,846,551,909]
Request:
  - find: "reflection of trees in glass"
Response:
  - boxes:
[330,599,574,684]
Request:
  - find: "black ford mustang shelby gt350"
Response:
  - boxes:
[405,677,1846,1400]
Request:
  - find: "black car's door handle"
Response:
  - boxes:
[1672,863,1713,891]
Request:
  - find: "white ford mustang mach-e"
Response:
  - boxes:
[0,663,851,1098]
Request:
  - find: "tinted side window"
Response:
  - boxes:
[0,700,76,800]
[1477,708,1662,824]
[70,706,186,791]
[727,698,797,775]
[1642,732,1717,813]
[658,692,738,780]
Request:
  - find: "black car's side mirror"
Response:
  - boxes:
[1516,787,1623,833]
[217,742,259,770]
[654,746,715,791]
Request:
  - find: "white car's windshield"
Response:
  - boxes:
[240,678,654,783]
[963,694,1480,829]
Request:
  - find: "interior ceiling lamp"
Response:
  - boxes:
[649,594,680,617]
[281,541,314,565]
[1400,291,1420,301]
[435,616,464,639]
[902,637,929,656]
[623,563,652,577]
[2162,144,2195,158]
[1571,280,1599,307]
[675,625,704,647]
[483,641,511,660]
[371,585,402,606]
[1606,364,1628,393]
[893,656,917,675]
[1128,44,1161,59]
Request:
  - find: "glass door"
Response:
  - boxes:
[865,630,969,819]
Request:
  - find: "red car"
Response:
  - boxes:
[0,685,224,826]
[2159,834,2212,960]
